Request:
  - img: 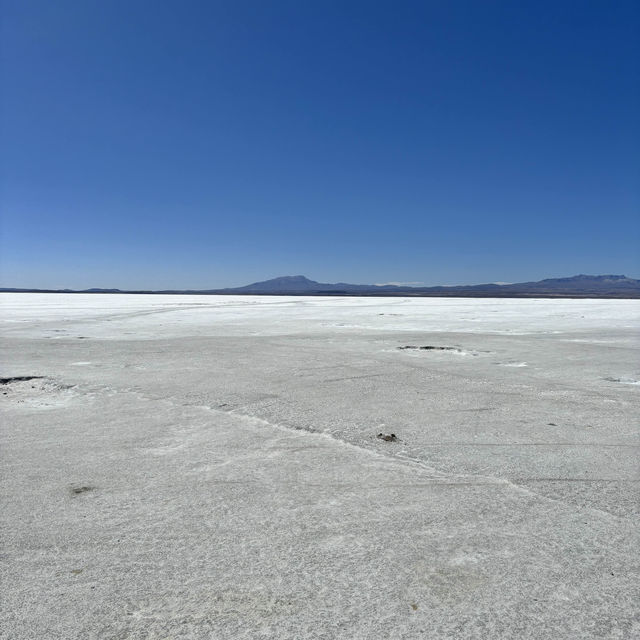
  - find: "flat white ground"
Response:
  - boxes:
[1,294,638,639]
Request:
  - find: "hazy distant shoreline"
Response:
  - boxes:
[2,273,639,298]
[2,290,639,299]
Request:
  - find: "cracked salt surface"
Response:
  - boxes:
[1,294,639,639]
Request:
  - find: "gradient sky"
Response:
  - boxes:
[2,0,638,289]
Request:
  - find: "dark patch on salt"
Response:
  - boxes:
[419,346,458,351]
[70,485,94,495]
[397,345,460,351]
[0,376,44,385]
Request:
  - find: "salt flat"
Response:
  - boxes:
[1,294,639,639]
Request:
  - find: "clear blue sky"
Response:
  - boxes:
[2,0,638,289]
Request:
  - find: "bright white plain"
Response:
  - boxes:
[1,294,639,639]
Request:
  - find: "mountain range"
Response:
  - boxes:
[2,274,639,298]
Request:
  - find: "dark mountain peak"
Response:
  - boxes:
[235,275,323,292]
[272,275,317,284]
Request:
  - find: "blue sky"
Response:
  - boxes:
[2,0,638,289]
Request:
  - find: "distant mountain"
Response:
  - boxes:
[2,275,639,298]
[224,275,400,294]
[215,274,640,297]
[232,275,332,292]
[505,274,639,292]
